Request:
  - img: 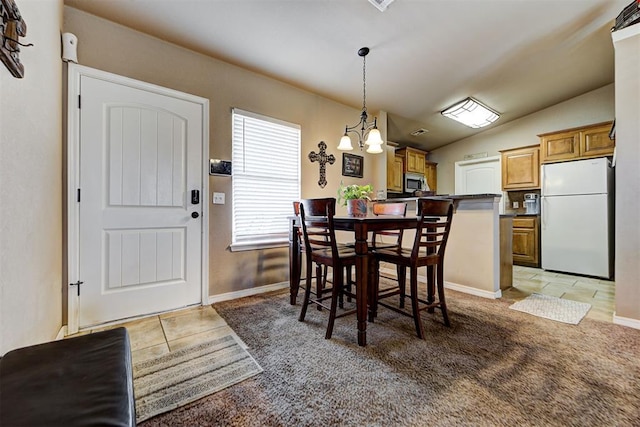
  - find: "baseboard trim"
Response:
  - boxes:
[378,266,502,299]
[444,281,502,299]
[208,282,289,304]
[56,326,67,340]
[613,313,640,330]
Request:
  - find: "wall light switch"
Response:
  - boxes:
[213,192,225,204]
[512,201,519,209]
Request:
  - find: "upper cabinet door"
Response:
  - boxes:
[540,130,580,163]
[581,122,615,158]
[539,121,614,163]
[501,145,540,190]
[396,147,427,174]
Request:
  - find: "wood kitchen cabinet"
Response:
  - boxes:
[387,155,404,193]
[500,145,540,190]
[500,215,513,291]
[424,160,437,192]
[396,147,426,174]
[539,121,614,163]
[512,216,539,267]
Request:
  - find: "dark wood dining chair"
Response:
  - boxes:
[368,201,408,308]
[293,201,328,305]
[298,198,358,339]
[370,201,408,249]
[344,201,408,304]
[373,198,454,339]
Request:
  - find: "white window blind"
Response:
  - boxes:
[231,108,300,250]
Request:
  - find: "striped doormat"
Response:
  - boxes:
[133,334,262,422]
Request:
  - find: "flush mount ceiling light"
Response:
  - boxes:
[338,47,384,154]
[368,0,395,12]
[441,97,500,129]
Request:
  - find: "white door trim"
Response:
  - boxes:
[66,64,209,334]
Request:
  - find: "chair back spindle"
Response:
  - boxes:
[413,199,454,259]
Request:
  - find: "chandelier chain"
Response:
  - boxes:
[362,54,367,112]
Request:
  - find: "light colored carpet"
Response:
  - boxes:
[138,283,640,427]
[509,292,591,324]
[133,334,262,422]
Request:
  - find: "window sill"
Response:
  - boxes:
[230,239,289,252]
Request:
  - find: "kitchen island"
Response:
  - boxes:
[379,194,510,298]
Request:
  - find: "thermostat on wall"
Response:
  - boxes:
[210,159,232,176]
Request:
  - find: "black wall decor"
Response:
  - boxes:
[308,141,335,188]
[342,153,363,178]
[1,0,30,78]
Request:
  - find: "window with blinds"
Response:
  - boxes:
[231,108,300,250]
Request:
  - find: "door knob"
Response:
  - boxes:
[191,212,199,219]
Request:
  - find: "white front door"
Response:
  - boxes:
[72,69,207,329]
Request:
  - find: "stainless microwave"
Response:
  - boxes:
[404,173,427,193]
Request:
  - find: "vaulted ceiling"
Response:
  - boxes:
[64,0,628,151]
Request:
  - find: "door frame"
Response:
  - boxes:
[66,64,210,334]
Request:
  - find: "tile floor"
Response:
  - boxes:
[502,265,615,322]
[73,305,246,365]
[70,267,616,354]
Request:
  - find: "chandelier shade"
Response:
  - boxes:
[338,47,384,154]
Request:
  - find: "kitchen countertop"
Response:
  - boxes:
[381,193,502,202]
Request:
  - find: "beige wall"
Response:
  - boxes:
[613,25,640,323]
[0,0,63,355]
[430,84,615,195]
[63,7,386,298]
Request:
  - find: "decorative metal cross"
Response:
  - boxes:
[308,141,335,188]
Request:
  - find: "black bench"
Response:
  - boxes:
[0,327,135,426]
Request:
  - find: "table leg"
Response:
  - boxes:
[289,218,300,305]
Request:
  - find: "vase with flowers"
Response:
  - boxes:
[337,182,373,217]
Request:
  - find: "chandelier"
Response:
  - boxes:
[337,47,384,154]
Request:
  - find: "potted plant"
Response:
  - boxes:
[337,182,373,217]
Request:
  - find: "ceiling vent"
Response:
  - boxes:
[411,128,429,137]
[368,0,395,12]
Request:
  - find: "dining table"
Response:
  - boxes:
[288,213,419,347]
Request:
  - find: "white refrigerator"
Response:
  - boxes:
[541,157,614,279]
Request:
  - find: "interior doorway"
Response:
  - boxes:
[454,155,505,213]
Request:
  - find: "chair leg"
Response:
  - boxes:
[397,265,406,308]
[345,265,353,302]
[369,258,380,322]
[437,263,450,327]
[316,263,323,311]
[409,266,425,339]
[397,265,407,309]
[325,265,343,339]
[322,265,328,287]
[296,247,303,284]
[426,265,436,313]
[299,260,314,322]
[338,267,345,309]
